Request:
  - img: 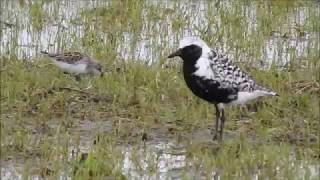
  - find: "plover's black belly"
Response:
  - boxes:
[184,74,238,104]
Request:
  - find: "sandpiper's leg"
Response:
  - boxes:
[75,75,81,81]
[239,105,250,118]
[219,108,225,141]
[213,104,220,140]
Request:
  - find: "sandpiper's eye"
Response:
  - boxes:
[96,65,102,71]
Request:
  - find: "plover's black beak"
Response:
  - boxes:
[168,48,182,58]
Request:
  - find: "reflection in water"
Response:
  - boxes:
[122,141,189,179]
[1,162,23,180]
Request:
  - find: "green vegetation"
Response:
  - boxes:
[1,0,319,179]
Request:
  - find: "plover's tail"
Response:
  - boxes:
[263,90,279,96]
[254,84,279,96]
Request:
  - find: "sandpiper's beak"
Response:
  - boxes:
[168,48,182,58]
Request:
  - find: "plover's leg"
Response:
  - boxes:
[213,104,220,140]
[219,108,225,141]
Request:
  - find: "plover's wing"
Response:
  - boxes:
[41,51,89,64]
[208,50,277,95]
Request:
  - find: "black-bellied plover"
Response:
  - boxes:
[168,37,278,141]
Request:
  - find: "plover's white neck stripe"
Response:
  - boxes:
[192,50,219,79]
[193,57,215,79]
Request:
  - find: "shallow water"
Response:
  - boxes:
[1,0,319,67]
[1,138,319,180]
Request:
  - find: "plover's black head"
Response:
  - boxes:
[168,37,211,62]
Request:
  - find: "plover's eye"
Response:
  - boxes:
[187,45,197,50]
